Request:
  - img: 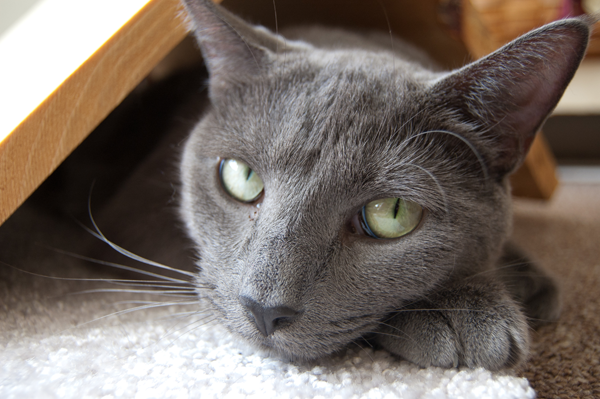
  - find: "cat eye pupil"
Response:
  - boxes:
[393,199,400,218]
[220,159,264,203]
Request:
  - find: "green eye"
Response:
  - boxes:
[220,159,264,202]
[362,198,422,239]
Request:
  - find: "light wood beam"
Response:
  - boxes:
[0,0,192,225]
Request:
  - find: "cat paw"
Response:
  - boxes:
[376,309,461,369]
[373,282,530,370]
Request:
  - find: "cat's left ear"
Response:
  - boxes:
[431,17,592,177]
[182,0,283,99]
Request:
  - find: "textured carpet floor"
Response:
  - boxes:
[513,183,600,398]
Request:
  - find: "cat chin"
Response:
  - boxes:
[223,315,378,362]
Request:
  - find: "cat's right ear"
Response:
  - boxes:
[182,0,282,99]
[429,17,592,178]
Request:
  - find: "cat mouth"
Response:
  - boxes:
[235,311,380,360]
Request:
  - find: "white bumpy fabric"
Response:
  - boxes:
[0,306,535,399]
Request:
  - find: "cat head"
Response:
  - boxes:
[179,0,591,360]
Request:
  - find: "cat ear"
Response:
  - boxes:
[431,17,592,177]
[182,0,282,98]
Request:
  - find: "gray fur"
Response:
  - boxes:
[180,0,592,370]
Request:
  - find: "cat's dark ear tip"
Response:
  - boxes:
[550,14,597,44]
[541,16,592,40]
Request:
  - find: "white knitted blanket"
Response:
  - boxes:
[0,286,534,399]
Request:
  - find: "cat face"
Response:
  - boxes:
[180,0,589,360]
[180,51,509,359]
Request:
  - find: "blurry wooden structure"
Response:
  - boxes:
[461,0,600,198]
[462,0,564,59]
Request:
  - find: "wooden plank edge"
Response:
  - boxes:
[0,0,189,225]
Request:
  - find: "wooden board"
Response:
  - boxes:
[0,0,191,225]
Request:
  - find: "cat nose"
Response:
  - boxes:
[239,296,300,337]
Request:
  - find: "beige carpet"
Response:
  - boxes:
[513,183,600,397]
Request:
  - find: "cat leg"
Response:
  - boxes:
[373,277,529,371]
[497,241,561,327]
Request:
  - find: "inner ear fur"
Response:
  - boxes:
[182,0,285,98]
[431,17,591,177]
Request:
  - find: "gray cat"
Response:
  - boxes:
[176,0,594,371]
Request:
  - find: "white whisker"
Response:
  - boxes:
[64,288,198,297]
[404,163,449,217]
[84,222,196,279]
[410,129,489,181]
[155,309,207,320]
[272,0,279,51]
[79,196,197,279]
[106,281,195,289]
[58,302,198,333]
[368,325,418,345]
[350,340,375,363]
[392,308,487,314]
[375,0,394,69]
[113,300,198,305]
[394,108,427,136]
[50,247,192,284]
[159,314,218,345]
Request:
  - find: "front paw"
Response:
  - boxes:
[375,308,461,369]
[373,282,530,371]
